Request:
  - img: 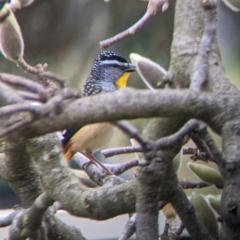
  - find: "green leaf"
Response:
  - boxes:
[191,192,219,239]
[187,162,223,187]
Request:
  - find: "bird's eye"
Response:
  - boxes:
[112,64,119,68]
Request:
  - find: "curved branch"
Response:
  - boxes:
[3,88,227,142]
[27,134,136,220]
[8,193,53,239]
[100,12,152,49]
[100,0,171,49]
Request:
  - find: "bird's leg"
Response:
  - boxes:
[81,152,113,175]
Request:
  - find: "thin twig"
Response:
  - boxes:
[179,179,210,189]
[190,151,211,162]
[39,71,67,88]
[182,147,198,155]
[161,221,170,239]
[99,0,170,49]
[197,127,222,166]
[119,201,167,240]
[73,153,126,186]
[0,88,80,138]
[118,214,137,240]
[114,120,200,167]
[39,88,80,115]
[189,131,208,153]
[100,0,171,48]
[100,12,152,49]
[16,58,47,77]
[0,102,42,117]
[189,128,212,162]
[0,73,48,102]
[182,146,213,162]
[114,121,150,151]
[105,158,139,175]
[169,222,185,240]
[155,119,199,149]
[102,146,143,158]
[16,59,60,94]
[189,121,221,164]
[0,117,32,138]
[175,222,185,237]
[17,90,43,102]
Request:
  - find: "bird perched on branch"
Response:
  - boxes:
[61,51,136,172]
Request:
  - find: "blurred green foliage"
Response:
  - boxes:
[0,0,239,88]
[1,0,239,88]
[218,0,240,86]
[0,0,175,90]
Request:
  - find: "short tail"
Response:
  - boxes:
[63,142,75,161]
[62,129,79,161]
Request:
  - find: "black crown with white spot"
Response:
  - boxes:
[97,51,128,64]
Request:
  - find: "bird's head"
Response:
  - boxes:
[84,51,136,96]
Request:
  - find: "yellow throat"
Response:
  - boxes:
[116,73,130,89]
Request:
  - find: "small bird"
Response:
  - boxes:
[61,51,136,172]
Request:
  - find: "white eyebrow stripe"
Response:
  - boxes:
[99,59,128,67]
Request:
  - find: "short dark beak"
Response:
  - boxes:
[124,63,136,72]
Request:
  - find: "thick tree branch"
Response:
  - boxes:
[170,187,211,240]
[27,133,137,220]
[0,82,88,238]
[2,88,229,142]
[0,0,239,239]
[3,142,42,207]
[139,127,211,239]
[8,193,53,239]
[5,192,86,240]
[190,2,216,91]
[220,121,240,239]
[137,1,220,239]
[113,120,208,238]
